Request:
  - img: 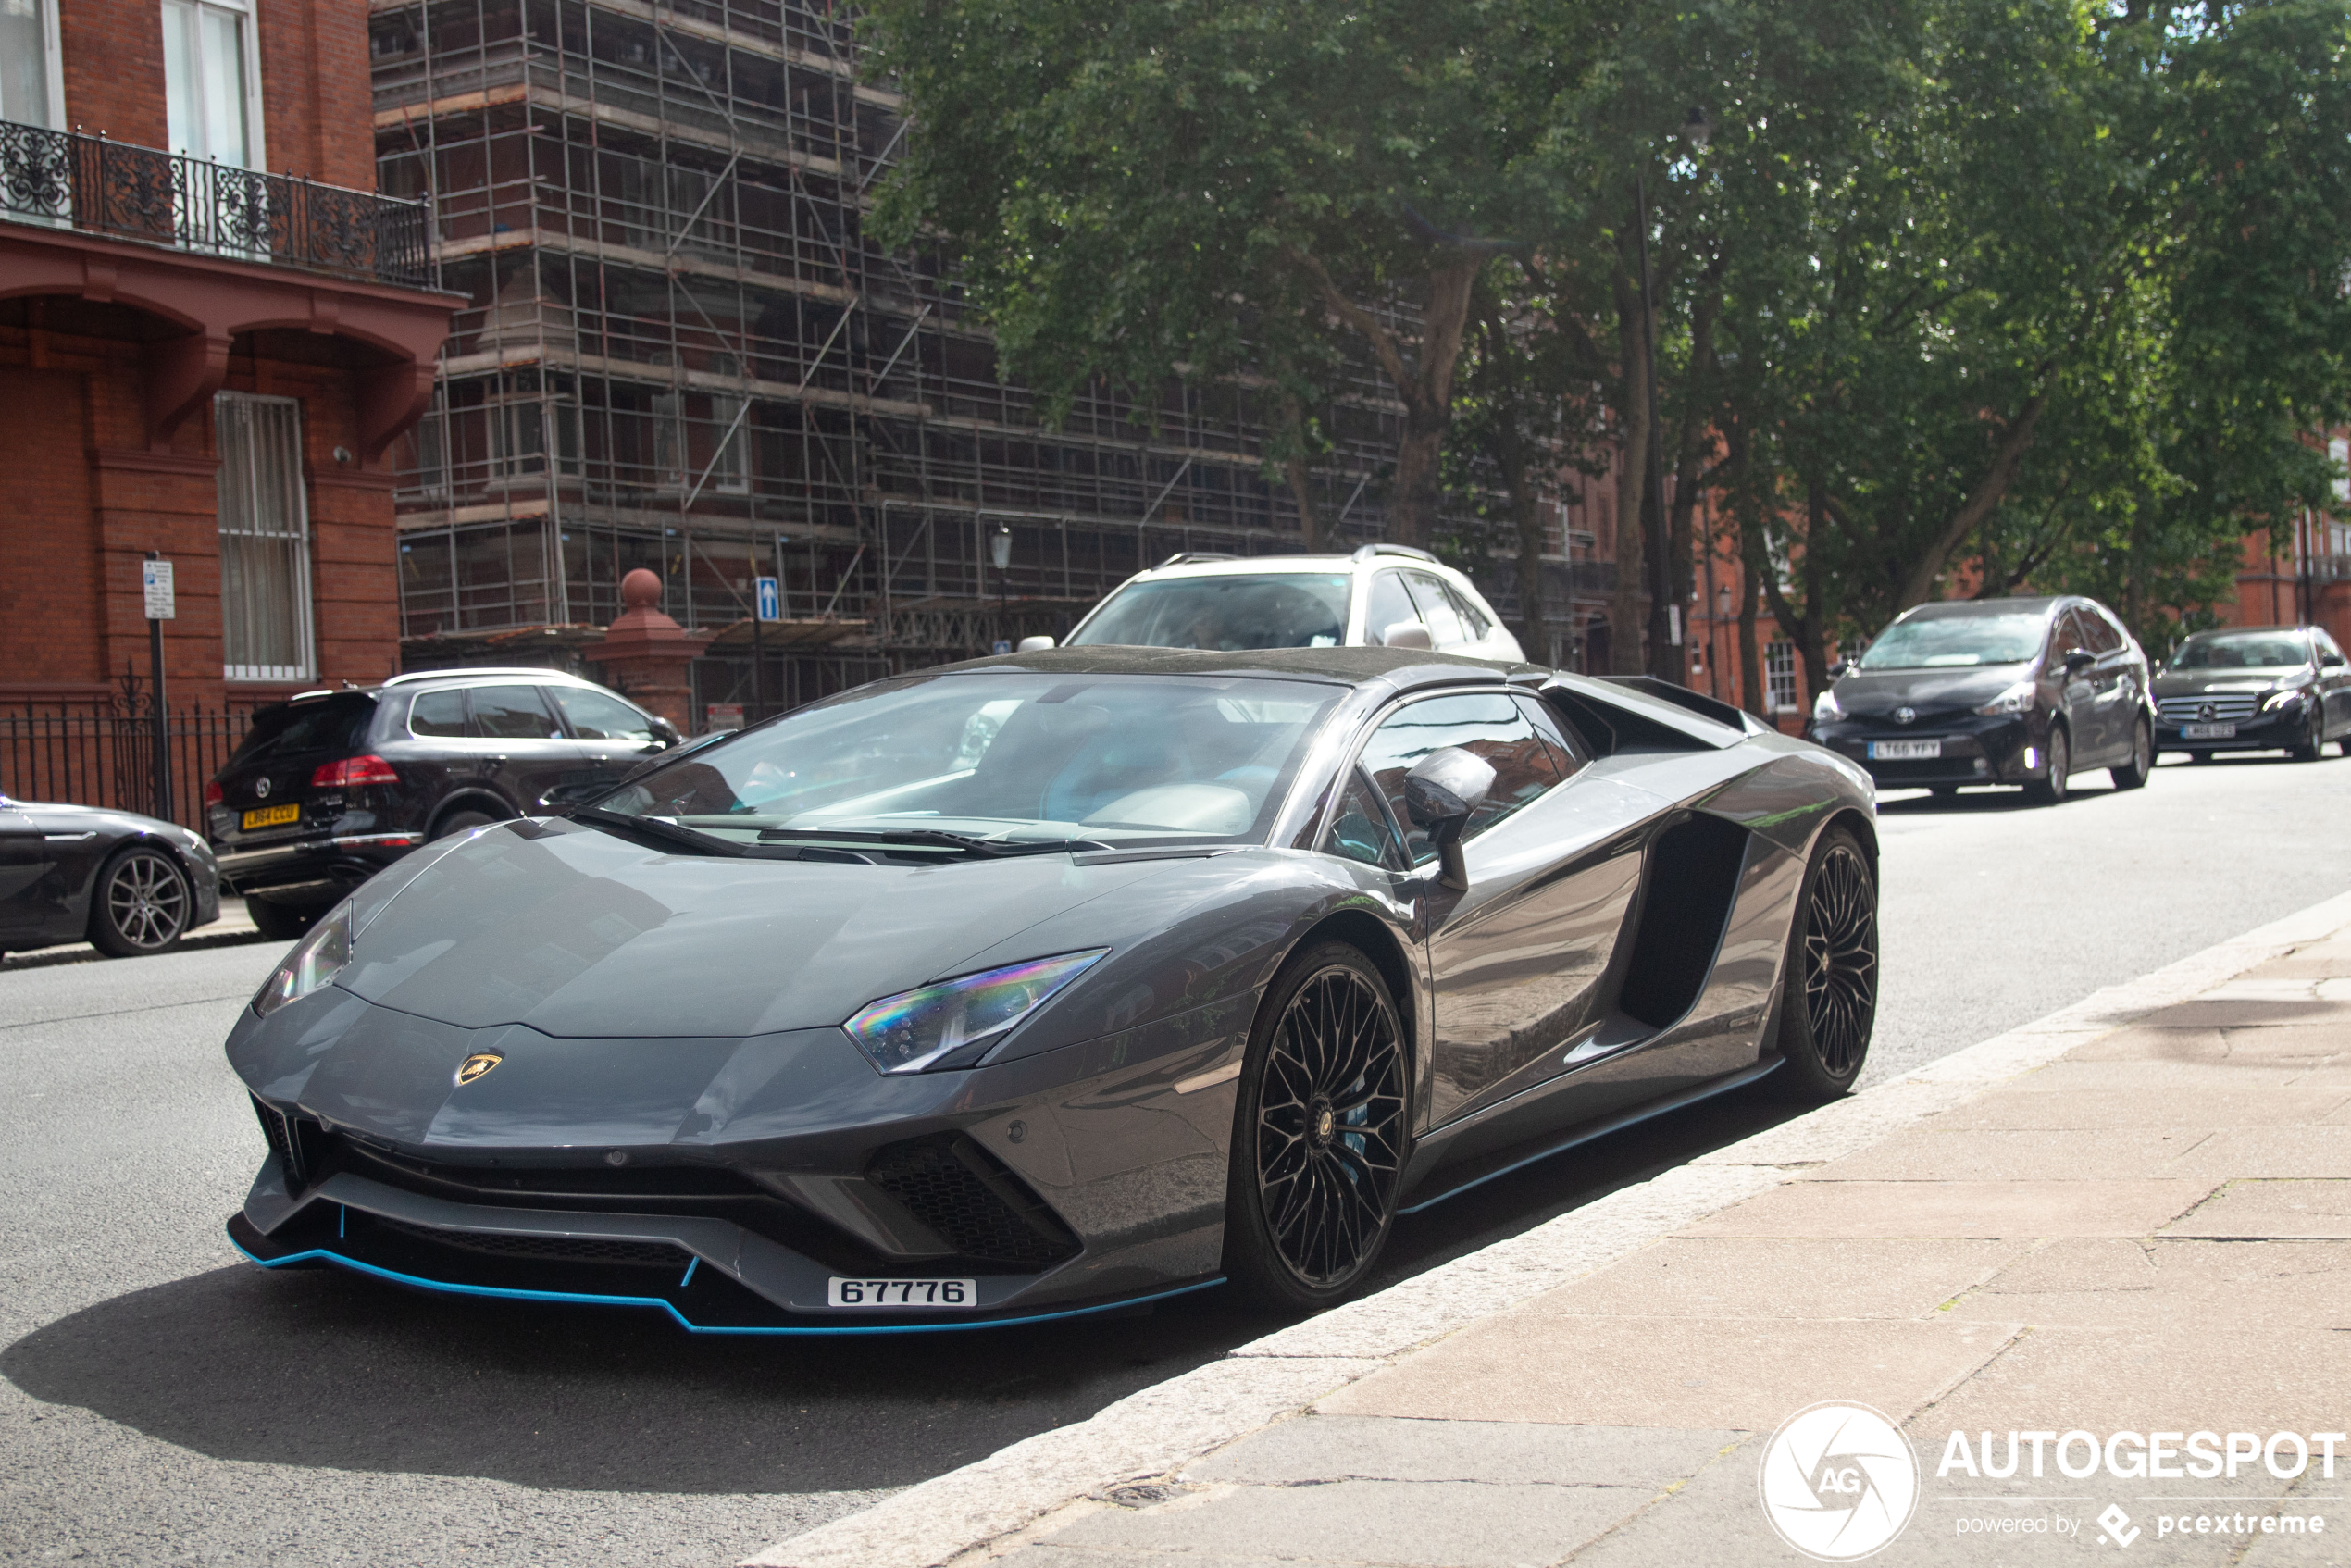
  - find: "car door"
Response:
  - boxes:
[2314,629,2351,740]
[1349,691,1646,1128]
[2078,605,2131,762]
[461,683,575,813]
[0,803,61,944]
[545,684,666,790]
[2052,608,2105,762]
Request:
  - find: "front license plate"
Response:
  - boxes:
[827,1276,977,1309]
[241,803,300,830]
[1866,740,1942,760]
[2182,723,2236,740]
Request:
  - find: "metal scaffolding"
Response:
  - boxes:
[369,0,1588,716]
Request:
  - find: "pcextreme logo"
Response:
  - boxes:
[1759,1401,1922,1561]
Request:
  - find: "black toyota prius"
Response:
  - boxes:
[1809,596,2158,804]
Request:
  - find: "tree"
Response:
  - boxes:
[855,0,1611,548]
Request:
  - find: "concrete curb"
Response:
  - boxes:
[742,886,2351,1568]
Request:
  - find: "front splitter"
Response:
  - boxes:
[227,1212,1223,1336]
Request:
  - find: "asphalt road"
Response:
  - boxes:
[3,750,2347,1565]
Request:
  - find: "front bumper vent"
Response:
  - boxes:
[373,1215,689,1269]
[251,1096,331,1191]
[865,1134,1080,1268]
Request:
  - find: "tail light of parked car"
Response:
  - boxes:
[310,755,402,788]
[205,781,224,807]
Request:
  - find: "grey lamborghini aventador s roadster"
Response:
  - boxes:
[225,646,1881,1331]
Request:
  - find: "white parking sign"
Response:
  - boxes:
[142,559,175,620]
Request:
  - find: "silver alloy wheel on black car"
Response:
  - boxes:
[1225,941,1409,1310]
[89,845,191,957]
[2110,717,2153,790]
[2026,726,2071,805]
[1772,824,1878,1101]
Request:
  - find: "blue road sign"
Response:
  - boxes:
[755,576,780,622]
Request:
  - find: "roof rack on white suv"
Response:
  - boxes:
[1157,551,1240,568]
[379,667,594,688]
[1351,542,1439,565]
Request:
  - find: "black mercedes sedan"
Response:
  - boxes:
[223,646,1880,1330]
[2154,625,2351,762]
[0,795,221,958]
[1810,595,2157,804]
[210,669,678,939]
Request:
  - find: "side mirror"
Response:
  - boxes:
[1016,634,1057,653]
[1403,747,1495,892]
[1382,621,1435,651]
[2323,652,2345,668]
[648,716,682,748]
[2062,648,2096,674]
[1826,660,1850,680]
[536,781,606,814]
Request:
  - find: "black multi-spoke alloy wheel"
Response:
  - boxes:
[1225,941,1410,1312]
[2024,725,2070,805]
[1770,825,1878,1101]
[2110,718,2153,790]
[88,845,192,958]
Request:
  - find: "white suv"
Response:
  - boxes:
[1036,545,1525,662]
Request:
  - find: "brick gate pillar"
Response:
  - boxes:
[583,569,711,730]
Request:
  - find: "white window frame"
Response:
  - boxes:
[216,392,316,684]
[160,0,267,170]
[0,0,68,129]
[1765,640,1798,714]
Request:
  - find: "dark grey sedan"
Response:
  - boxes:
[0,795,221,958]
[2154,625,2351,762]
[223,647,1880,1330]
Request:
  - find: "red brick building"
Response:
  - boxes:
[0,0,455,729]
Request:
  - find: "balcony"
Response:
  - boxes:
[0,119,430,290]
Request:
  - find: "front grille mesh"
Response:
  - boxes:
[251,1096,330,1190]
[865,1135,1080,1268]
[374,1215,688,1269]
[2158,693,2261,723]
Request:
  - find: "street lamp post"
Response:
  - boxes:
[1634,107,1711,686]
[990,524,1013,651]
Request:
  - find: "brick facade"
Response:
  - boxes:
[1,0,453,720]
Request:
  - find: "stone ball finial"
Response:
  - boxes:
[620,568,664,610]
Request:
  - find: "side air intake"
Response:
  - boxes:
[251,1095,331,1191]
[1616,814,1751,1030]
[865,1134,1081,1268]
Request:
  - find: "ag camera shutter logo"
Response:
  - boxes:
[1759,1401,1921,1560]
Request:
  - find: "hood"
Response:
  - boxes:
[1831,664,2034,716]
[2153,666,2306,698]
[335,817,1177,1038]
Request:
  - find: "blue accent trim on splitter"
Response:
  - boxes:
[678,1256,698,1289]
[228,1236,1223,1335]
[1398,1055,1785,1214]
[338,1205,346,1238]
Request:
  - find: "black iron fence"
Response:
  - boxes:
[0,695,255,833]
[0,118,432,290]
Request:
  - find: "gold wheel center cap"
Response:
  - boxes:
[1314,1106,1336,1142]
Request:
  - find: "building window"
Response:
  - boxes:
[1766,640,1798,713]
[161,0,262,168]
[217,392,315,682]
[1,0,64,128]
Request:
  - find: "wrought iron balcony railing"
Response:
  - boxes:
[0,119,430,290]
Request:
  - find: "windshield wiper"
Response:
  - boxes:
[756,827,1112,858]
[573,806,745,857]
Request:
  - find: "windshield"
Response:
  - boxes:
[1068,574,1353,651]
[590,672,1345,852]
[1856,613,2046,671]
[229,695,377,765]
[2171,631,2310,669]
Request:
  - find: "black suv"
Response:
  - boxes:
[209,668,678,937]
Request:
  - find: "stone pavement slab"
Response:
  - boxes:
[1179,1416,1743,1489]
[1946,1238,2351,1330]
[1678,1177,2215,1238]
[2161,1177,2351,1238]
[1508,1238,2028,1322]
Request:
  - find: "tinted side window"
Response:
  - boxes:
[1514,693,1587,778]
[469,684,563,740]
[2316,629,2345,663]
[1322,768,1407,871]
[1357,692,1562,865]
[408,690,467,738]
[1364,572,1418,645]
[1445,581,1493,641]
[1403,572,1468,647]
[2078,607,2121,654]
[551,686,656,742]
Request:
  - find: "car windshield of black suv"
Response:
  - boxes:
[2169,631,2309,669]
[587,672,1344,854]
[1067,575,1353,650]
[1856,614,2046,670]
